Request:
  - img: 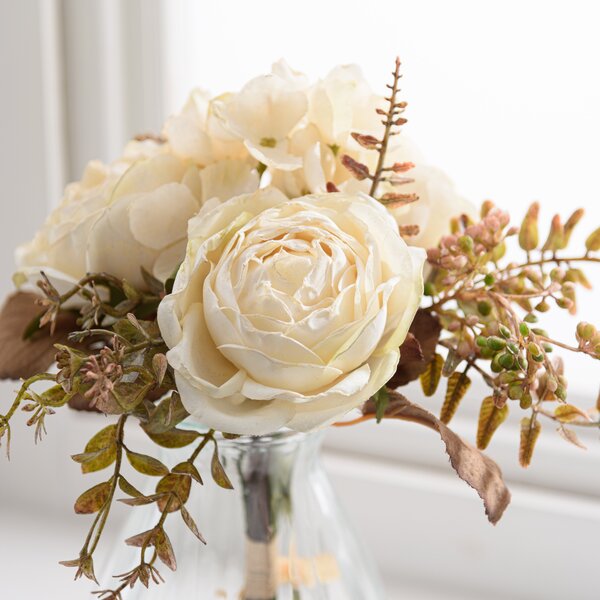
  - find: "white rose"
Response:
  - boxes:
[158,188,425,435]
[213,74,308,170]
[14,140,162,294]
[163,89,249,166]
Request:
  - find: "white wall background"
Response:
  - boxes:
[0,1,599,599]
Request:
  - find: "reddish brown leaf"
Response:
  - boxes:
[74,481,111,514]
[388,310,441,388]
[156,474,191,512]
[0,292,79,380]
[180,505,206,544]
[364,390,511,524]
[211,445,234,489]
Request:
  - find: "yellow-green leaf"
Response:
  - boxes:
[74,481,111,514]
[172,461,203,484]
[142,426,201,448]
[585,227,600,252]
[441,371,471,424]
[420,353,443,397]
[519,417,541,467]
[476,397,509,450]
[518,202,539,251]
[76,425,117,473]
[554,404,591,423]
[126,449,169,477]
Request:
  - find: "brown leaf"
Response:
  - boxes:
[211,445,234,490]
[74,481,111,514]
[519,417,541,467]
[476,397,509,450]
[440,371,471,424]
[364,390,511,524]
[556,425,587,450]
[125,529,156,548]
[180,505,206,544]
[420,353,444,397]
[118,492,166,507]
[0,292,79,380]
[155,528,177,571]
[388,310,441,387]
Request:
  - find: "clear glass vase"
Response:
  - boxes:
[106,429,385,599]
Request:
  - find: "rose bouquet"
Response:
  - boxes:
[1,58,599,598]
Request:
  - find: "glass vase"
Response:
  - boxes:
[106,429,385,599]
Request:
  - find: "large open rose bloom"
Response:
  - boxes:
[158,188,425,435]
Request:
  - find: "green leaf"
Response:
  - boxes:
[172,461,203,484]
[440,371,471,424]
[519,417,541,467]
[74,481,111,514]
[112,380,154,412]
[180,505,206,544]
[419,353,444,397]
[38,384,72,408]
[154,528,177,571]
[142,393,188,435]
[126,449,169,477]
[372,387,389,423]
[211,444,233,490]
[476,397,509,450]
[156,474,191,512]
[142,426,201,448]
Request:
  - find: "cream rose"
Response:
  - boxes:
[158,188,425,435]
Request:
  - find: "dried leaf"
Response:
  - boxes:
[118,476,144,498]
[554,404,591,423]
[74,481,111,514]
[476,397,509,450]
[154,528,177,571]
[518,202,539,251]
[118,492,166,507]
[126,449,169,477]
[585,227,600,252]
[388,310,441,387]
[341,154,370,180]
[519,417,541,467]
[152,353,168,386]
[125,528,156,548]
[156,474,191,512]
[142,426,201,448]
[0,292,79,380]
[172,461,203,484]
[211,445,234,489]
[180,505,206,544]
[420,353,444,397]
[556,425,587,450]
[364,390,511,524]
[440,371,471,424]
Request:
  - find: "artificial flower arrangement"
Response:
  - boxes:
[1,58,599,598]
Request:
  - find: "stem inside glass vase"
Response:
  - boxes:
[238,434,296,600]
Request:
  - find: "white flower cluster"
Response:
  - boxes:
[14,60,475,434]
